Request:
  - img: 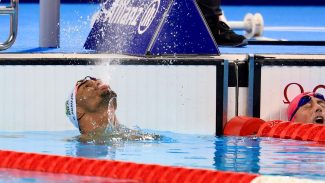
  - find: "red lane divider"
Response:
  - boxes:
[225,116,325,143]
[223,116,265,136]
[267,121,291,138]
[314,127,325,143]
[291,124,315,140]
[256,120,282,137]
[302,125,324,141]
[279,123,303,139]
[0,150,258,183]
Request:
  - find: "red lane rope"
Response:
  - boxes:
[0,150,258,183]
[224,116,265,136]
[267,121,291,138]
[258,121,325,142]
[256,120,282,137]
[225,116,325,143]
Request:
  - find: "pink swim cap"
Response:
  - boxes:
[287,92,314,121]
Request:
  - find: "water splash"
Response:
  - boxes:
[78,123,161,145]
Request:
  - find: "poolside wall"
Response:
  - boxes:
[227,61,249,120]
[259,66,325,121]
[254,56,325,122]
[0,59,217,135]
[1,54,324,134]
[224,55,325,123]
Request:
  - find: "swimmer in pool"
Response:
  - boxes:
[66,76,159,143]
[287,92,325,124]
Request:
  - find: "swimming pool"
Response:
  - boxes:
[1,1,325,183]
[0,130,324,181]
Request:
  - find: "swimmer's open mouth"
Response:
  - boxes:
[315,116,324,124]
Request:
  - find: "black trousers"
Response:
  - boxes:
[196,0,222,17]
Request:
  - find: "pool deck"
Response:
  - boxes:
[1,4,325,55]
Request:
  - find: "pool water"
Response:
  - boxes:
[0,130,324,181]
[0,168,137,183]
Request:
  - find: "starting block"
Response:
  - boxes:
[84,0,219,56]
[226,13,264,39]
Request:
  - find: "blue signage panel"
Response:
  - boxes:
[84,0,169,55]
[149,0,219,55]
[84,0,219,56]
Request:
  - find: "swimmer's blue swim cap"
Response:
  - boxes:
[65,86,79,129]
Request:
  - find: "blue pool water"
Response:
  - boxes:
[0,130,324,181]
[0,168,134,183]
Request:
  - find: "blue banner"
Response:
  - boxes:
[149,0,219,55]
[84,0,219,55]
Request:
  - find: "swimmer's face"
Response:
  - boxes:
[294,96,325,124]
[76,76,117,112]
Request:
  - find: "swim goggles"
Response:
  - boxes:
[76,76,98,89]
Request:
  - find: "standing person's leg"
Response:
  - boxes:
[196,0,222,18]
[197,0,247,47]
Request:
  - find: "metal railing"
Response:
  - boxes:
[0,0,19,51]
